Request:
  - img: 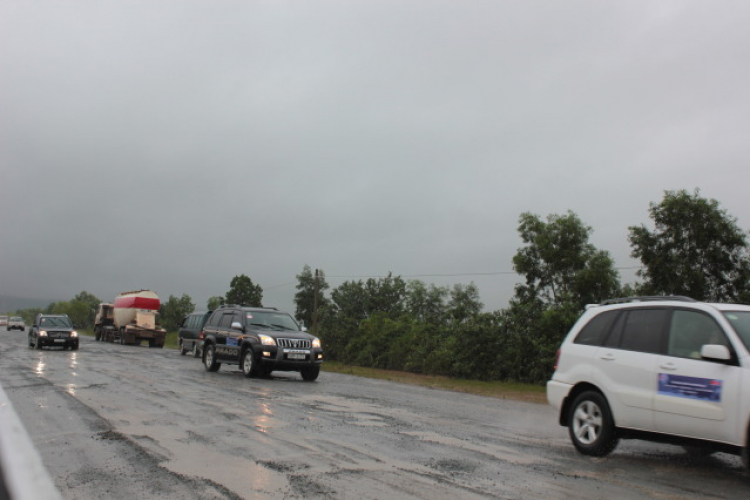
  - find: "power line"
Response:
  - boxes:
[263,266,644,289]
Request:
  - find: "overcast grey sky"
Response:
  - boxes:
[2,1,749,313]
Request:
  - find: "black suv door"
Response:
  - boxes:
[214,310,243,360]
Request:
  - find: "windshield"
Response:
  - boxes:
[40,316,73,328]
[245,311,300,331]
[722,311,750,352]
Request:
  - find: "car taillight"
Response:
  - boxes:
[553,348,561,371]
[198,330,204,340]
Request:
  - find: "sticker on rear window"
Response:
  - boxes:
[658,374,722,402]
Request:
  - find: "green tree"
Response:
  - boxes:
[207,296,224,310]
[225,275,263,307]
[321,273,408,362]
[363,273,407,319]
[72,291,101,329]
[160,294,195,332]
[513,211,621,307]
[447,283,483,323]
[629,189,750,302]
[328,273,407,324]
[49,301,86,328]
[294,265,329,328]
[405,280,449,325]
[508,211,621,383]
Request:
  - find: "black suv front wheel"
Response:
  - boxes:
[301,366,320,381]
[241,348,257,378]
[203,344,221,372]
[568,391,618,456]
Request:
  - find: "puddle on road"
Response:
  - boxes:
[168,447,289,499]
[118,418,292,498]
[302,396,393,428]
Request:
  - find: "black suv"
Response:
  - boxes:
[178,310,212,357]
[29,314,79,350]
[201,305,324,381]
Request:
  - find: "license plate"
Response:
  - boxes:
[288,353,306,360]
[54,339,65,343]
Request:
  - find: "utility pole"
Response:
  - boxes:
[313,268,319,335]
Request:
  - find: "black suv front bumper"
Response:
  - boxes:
[257,346,324,371]
[38,334,78,348]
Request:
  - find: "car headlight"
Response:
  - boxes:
[259,334,276,346]
[39,330,48,337]
[71,331,78,337]
[312,337,321,349]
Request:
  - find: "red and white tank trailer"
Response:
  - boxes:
[94,290,166,347]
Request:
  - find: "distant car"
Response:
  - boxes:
[201,305,324,380]
[178,310,212,357]
[547,295,750,466]
[7,317,25,331]
[0,316,8,329]
[28,314,79,350]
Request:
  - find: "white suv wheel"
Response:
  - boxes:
[567,391,618,456]
[572,400,603,445]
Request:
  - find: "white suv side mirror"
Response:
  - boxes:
[700,344,731,361]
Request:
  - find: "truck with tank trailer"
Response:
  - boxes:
[94,290,166,347]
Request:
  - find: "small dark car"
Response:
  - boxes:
[201,305,324,380]
[178,310,212,357]
[29,314,79,350]
[7,317,25,331]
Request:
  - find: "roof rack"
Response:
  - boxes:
[599,296,696,306]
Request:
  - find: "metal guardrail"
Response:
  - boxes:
[0,384,61,500]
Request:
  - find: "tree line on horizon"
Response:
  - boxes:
[8,189,750,384]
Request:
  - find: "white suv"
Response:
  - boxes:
[547,296,750,465]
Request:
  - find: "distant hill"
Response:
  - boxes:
[0,295,56,314]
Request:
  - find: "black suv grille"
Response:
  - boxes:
[277,338,311,349]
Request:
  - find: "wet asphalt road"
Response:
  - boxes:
[0,330,748,499]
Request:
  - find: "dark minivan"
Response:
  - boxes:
[178,311,212,357]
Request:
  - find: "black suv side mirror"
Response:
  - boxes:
[230,321,243,331]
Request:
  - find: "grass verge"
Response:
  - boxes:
[322,361,547,404]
